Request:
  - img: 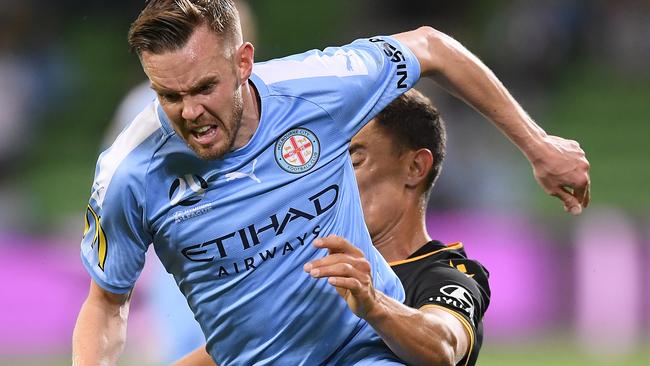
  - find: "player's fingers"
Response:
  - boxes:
[583,185,591,208]
[314,235,363,256]
[551,186,582,215]
[303,253,365,272]
[573,185,587,208]
[577,183,591,208]
[327,276,362,293]
[307,262,368,280]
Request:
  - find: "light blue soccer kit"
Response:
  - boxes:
[82,36,420,365]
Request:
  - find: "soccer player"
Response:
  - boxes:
[72,1,589,365]
[100,1,256,363]
[306,89,489,366]
[175,89,489,366]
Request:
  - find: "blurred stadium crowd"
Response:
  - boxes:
[0,1,648,365]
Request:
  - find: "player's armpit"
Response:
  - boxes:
[419,304,474,366]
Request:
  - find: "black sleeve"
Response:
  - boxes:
[410,262,490,331]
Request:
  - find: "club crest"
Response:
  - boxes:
[274,128,320,173]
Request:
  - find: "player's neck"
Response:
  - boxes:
[234,80,261,149]
[372,203,431,262]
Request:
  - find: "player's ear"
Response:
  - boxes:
[236,42,255,82]
[405,148,433,189]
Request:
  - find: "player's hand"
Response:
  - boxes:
[303,235,377,319]
[528,135,591,215]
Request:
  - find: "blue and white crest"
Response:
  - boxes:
[275,128,320,173]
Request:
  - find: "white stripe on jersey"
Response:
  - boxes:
[254,49,369,85]
[92,102,161,208]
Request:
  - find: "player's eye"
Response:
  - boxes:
[350,151,366,168]
[198,83,215,95]
[160,93,181,103]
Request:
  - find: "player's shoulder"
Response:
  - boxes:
[393,241,491,328]
[252,37,389,92]
[432,243,490,292]
[394,241,490,291]
[424,259,490,296]
[424,243,492,309]
[92,102,169,207]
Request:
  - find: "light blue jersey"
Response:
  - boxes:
[81,36,420,365]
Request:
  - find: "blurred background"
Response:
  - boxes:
[1,0,648,365]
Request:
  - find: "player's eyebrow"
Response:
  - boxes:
[150,75,219,96]
[150,83,172,95]
[348,142,365,155]
[187,76,219,94]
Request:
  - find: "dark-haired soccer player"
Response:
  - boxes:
[306,89,489,366]
[73,1,589,364]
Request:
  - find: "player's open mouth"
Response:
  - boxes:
[191,125,218,145]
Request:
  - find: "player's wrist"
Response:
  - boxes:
[519,129,552,163]
[361,291,392,323]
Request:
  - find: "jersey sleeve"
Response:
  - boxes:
[80,156,152,294]
[412,263,490,366]
[414,262,490,337]
[323,36,421,138]
[254,35,421,139]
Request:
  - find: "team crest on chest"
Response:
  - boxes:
[274,128,320,173]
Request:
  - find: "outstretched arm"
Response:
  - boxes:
[72,280,132,365]
[305,236,469,366]
[394,27,590,214]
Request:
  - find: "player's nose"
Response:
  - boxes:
[181,96,205,122]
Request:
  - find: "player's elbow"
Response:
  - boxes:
[408,345,456,366]
[430,343,457,366]
[415,25,461,77]
[416,25,442,42]
[424,321,462,366]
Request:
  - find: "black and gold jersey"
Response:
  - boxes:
[390,241,491,366]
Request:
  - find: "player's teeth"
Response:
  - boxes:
[195,126,211,133]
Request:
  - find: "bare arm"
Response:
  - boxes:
[394,27,590,214]
[364,291,470,366]
[305,236,470,366]
[72,280,132,366]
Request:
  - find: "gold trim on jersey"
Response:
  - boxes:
[85,205,108,271]
[449,261,475,278]
[420,304,475,366]
[388,242,463,267]
[83,209,91,238]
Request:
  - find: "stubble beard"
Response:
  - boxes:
[190,91,244,161]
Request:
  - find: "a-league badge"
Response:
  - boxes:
[275,128,320,173]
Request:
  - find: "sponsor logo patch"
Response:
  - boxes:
[369,37,409,89]
[433,284,476,324]
[274,128,320,173]
[169,174,208,207]
[225,159,261,184]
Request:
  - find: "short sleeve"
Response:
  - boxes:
[413,264,490,331]
[80,159,152,294]
[325,36,421,137]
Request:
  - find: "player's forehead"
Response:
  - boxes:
[141,25,232,89]
[351,119,397,150]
